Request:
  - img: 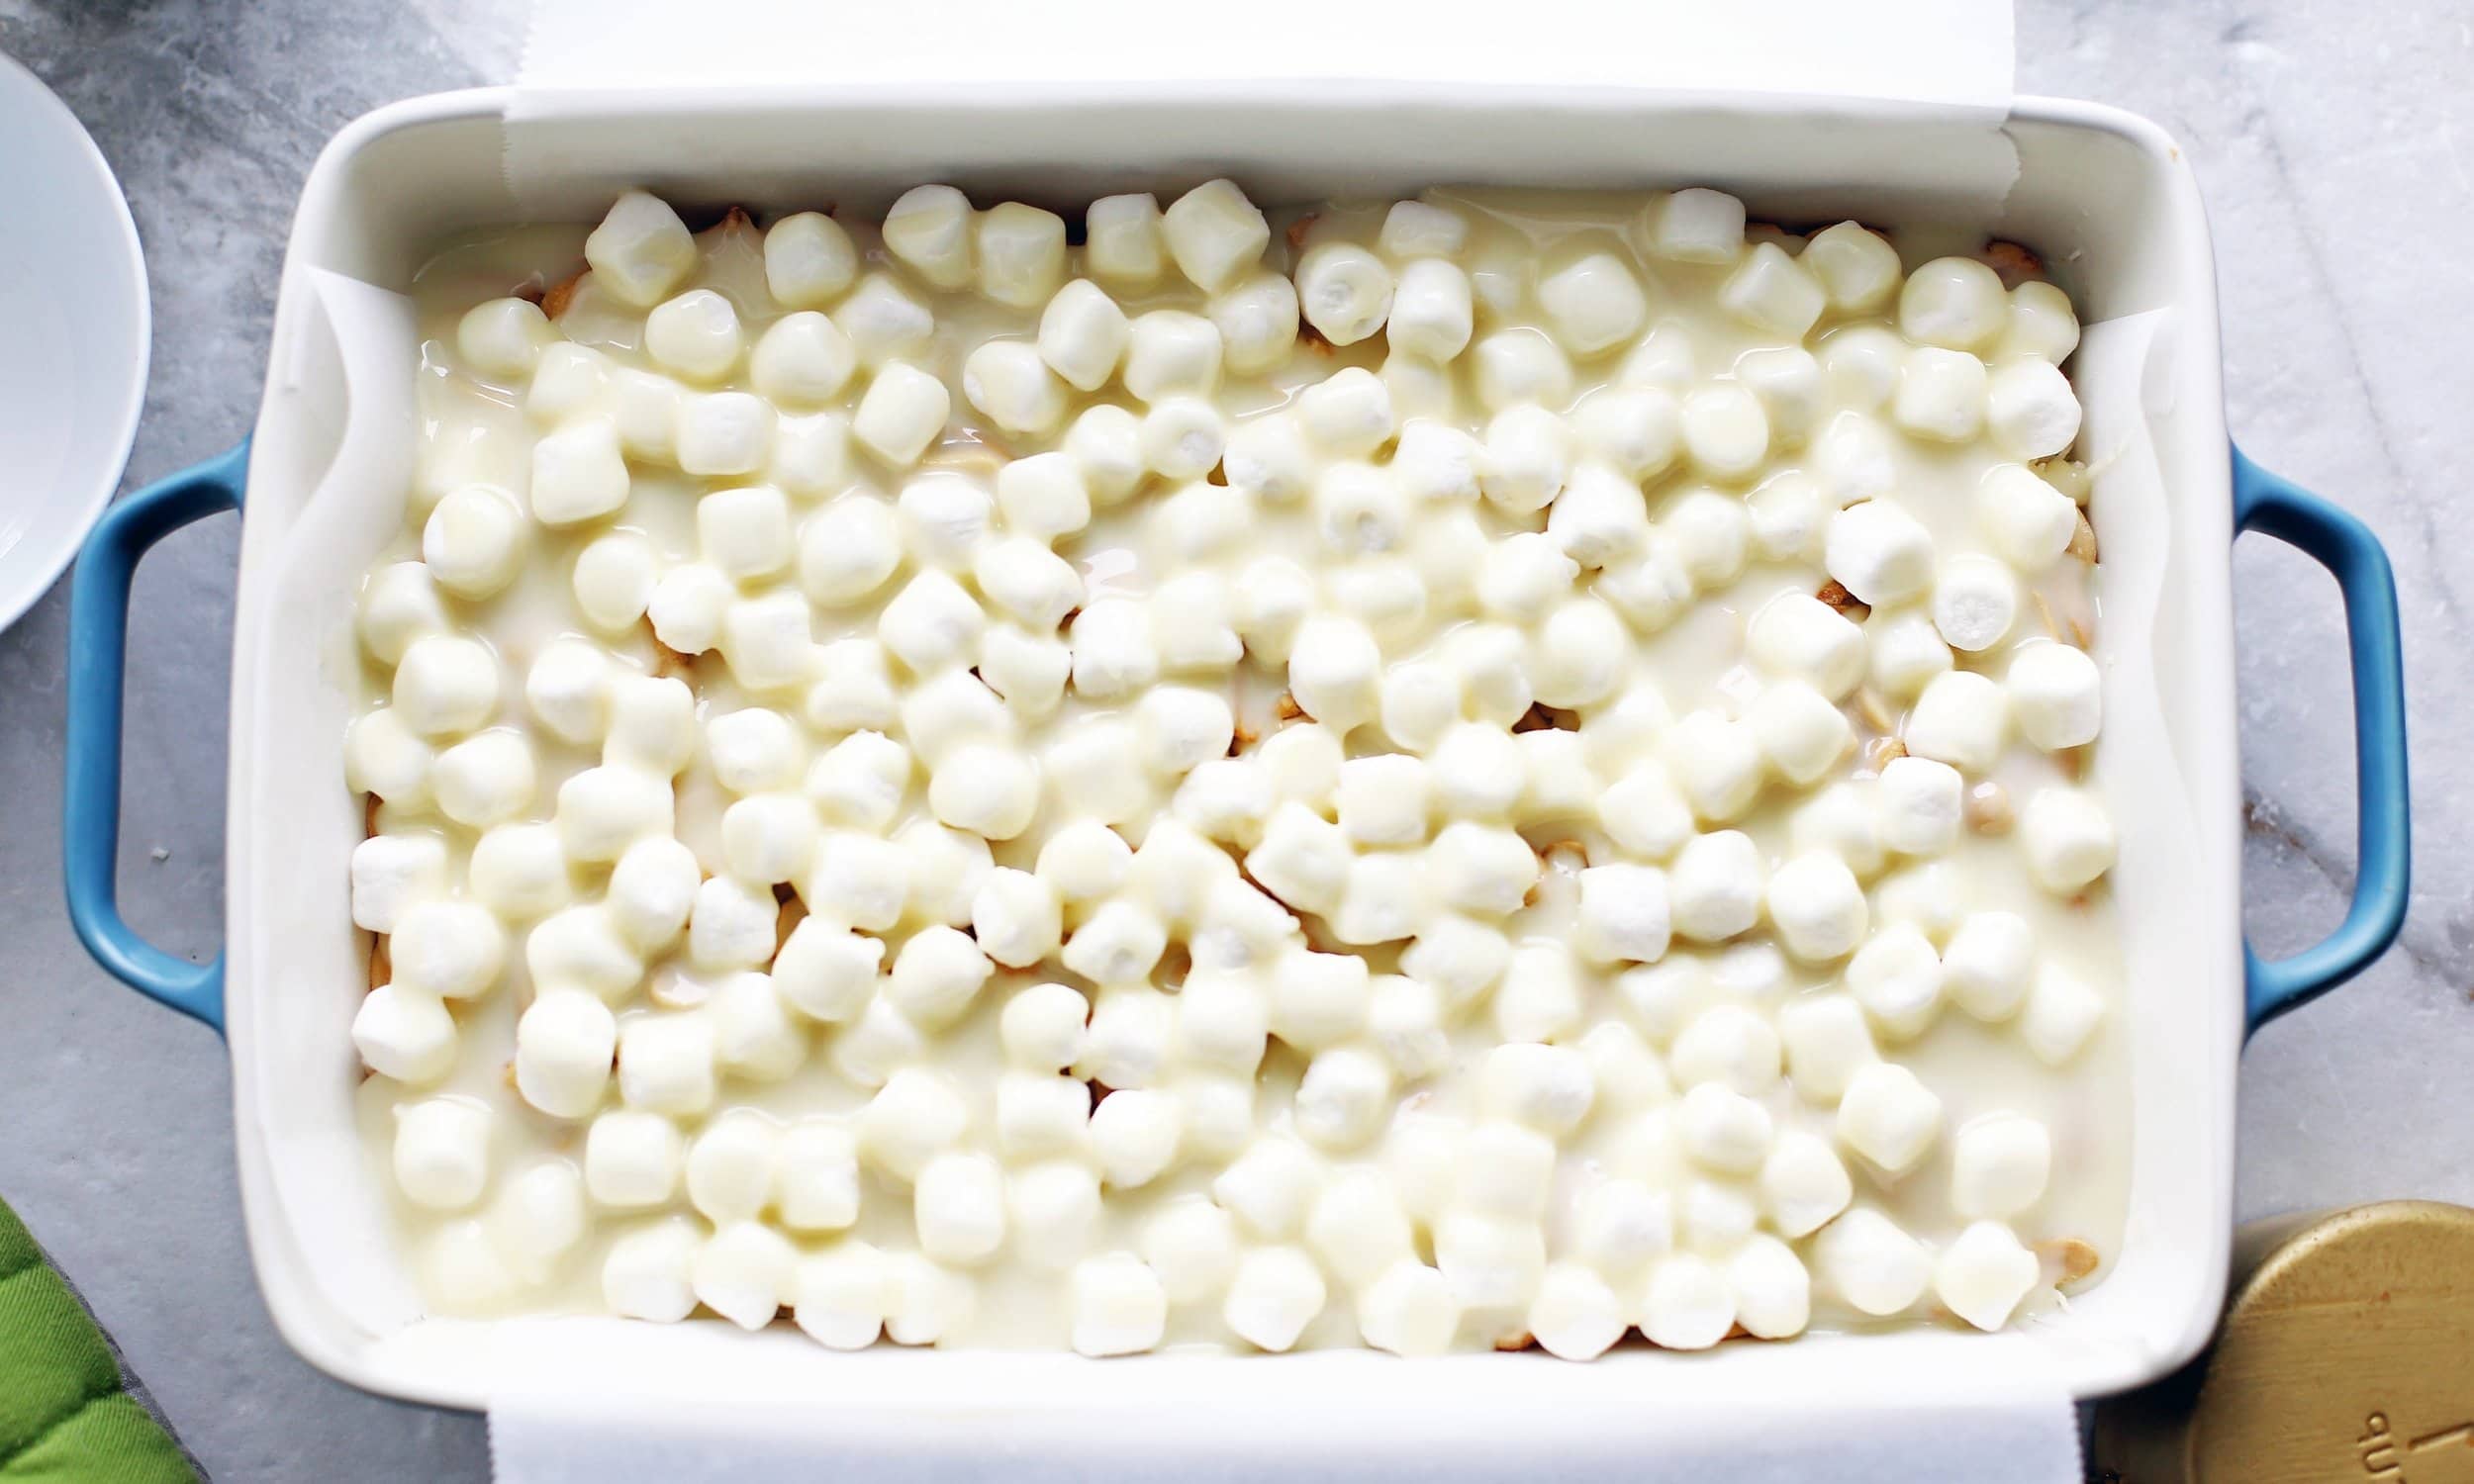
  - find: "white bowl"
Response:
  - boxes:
[0,51,147,633]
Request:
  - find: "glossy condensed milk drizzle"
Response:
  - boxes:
[346,179,2128,1358]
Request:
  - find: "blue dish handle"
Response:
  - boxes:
[63,440,248,1035]
[2233,445,2411,1033]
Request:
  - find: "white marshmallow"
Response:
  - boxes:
[1673,1081,1772,1176]
[1530,598,1629,709]
[893,473,995,574]
[927,739,1042,843]
[456,296,554,379]
[682,870,776,972]
[1943,910,2036,1021]
[675,392,774,479]
[355,968,462,1084]
[1818,325,1904,413]
[1435,1213,1548,1315]
[962,338,1068,436]
[583,192,695,307]
[351,833,448,936]
[390,899,507,1001]
[1174,759,1271,846]
[1538,249,1648,356]
[1566,863,1667,966]
[523,642,614,754]
[551,764,674,868]
[2002,278,2082,362]
[1814,1206,1932,1316]
[1738,346,1826,447]
[1442,623,1534,729]
[718,790,817,887]
[692,1221,797,1332]
[882,1253,976,1345]
[1791,782,1886,881]
[790,1239,883,1348]
[1002,1159,1100,1273]
[972,202,1066,309]
[1875,755,1962,858]
[1460,1121,1561,1218]
[1351,1261,1457,1358]
[1668,829,1763,945]
[1515,727,1598,822]
[881,925,991,1032]
[1312,462,1411,561]
[807,729,914,833]
[1387,257,1475,362]
[2008,642,2103,750]
[1720,241,1825,338]
[972,627,1065,731]
[1118,311,1222,405]
[585,1108,681,1209]
[1524,1262,1625,1361]
[617,1011,716,1116]
[1776,992,1878,1106]
[357,562,448,667]
[487,1160,587,1285]
[1760,1130,1855,1239]
[1936,1219,2042,1332]
[1264,945,1372,1053]
[603,1219,701,1323]
[1930,554,2020,653]
[392,634,500,739]
[512,988,617,1119]
[1061,897,1169,986]
[1728,1234,1813,1341]
[1748,680,1853,787]
[1874,861,1965,944]
[1951,1111,2052,1221]
[1211,1137,1323,1241]
[1076,985,1176,1088]
[1191,271,1296,380]
[1294,369,1395,462]
[1837,1062,1943,1175]
[767,919,880,1028]
[881,183,975,289]
[1661,489,1753,591]
[836,271,935,367]
[1477,530,1579,624]
[1065,1251,1166,1358]
[1057,597,1160,702]
[1647,188,1745,263]
[1681,385,1770,481]
[762,211,858,307]
[2021,963,2106,1064]
[1090,1087,1184,1189]
[1331,754,1428,848]
[1764,851,1868,962]
[1130,1201,1236,1308]
[1223,1246,1327,1352]
[871,568,982,677]
[1749,593,1866,701]
[1638,1252,1737,1350]
[684,1111,779,1225]
[1894,346,1990,442]
[1294,1046,1398,1150]
[644,289,743,383]
[2018,787,2117,893]
[1421,819,1536,919]
[1905,670,2009,774]
[914,1152,1008,1265]
[1398,915,1511,1014]
[1846,922,1945,1039]
[526,903,645,1002]
[1596,763,1696,863]
[1478,404,1572,513]
[829,998,928,1089]
[1826,500,1936,607]
[691,487,790,586]
[1900,255,2008,350]
[1816,411,1897,504]
[1157,179,1267,293]
[854,1068,970,1185]
[1282,612,1381,735]
[421,485,525,601]
[1295,241,1394,346]
[852,361,951,467]
[1570,1174,1675,1277]
[604,674,697,776]
[1390,420,1481,506]
[609,369,684,464]
[1670,1003,1783,1099]
[1804,222,1902,312]
[1866,609,1955,700]
[644,562,730,654]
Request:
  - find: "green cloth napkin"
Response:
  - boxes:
[0,1199,197,1482]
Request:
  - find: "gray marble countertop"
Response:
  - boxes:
[0,1,2467,1477]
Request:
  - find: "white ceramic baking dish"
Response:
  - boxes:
[61,84,2409,1440]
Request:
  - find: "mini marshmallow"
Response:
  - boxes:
[1089,1087,1184,1189]
[1670,1003,1783,1098]
[1866,609,1955,700]
[1045,718,1154,825]
[1458,1121,1559,1221]
[1061,897,1169,986]
[1681,385,1771,481]
[551,764,675,868]
[1926,559,2019,660]
[769,920,883,1027]
[1530,597,1630,708]
[692,1221,798,1332]
[1719,241,1825,339]
[1765,852,1869,963]
[1899,255,2008,351]
[1570,392,1681,497]
[1749,593,1866,700]
[962,338,1068,436]
[1815,1206,1932,1317]
[1538,249,1648,356]
[1668,829,1762,944]
[1529,1262,1628,1361]
[1311,463,1408,560]
[1675,1082,1773,1176]
[1348,1260,1456,1358]
[882,1252,977,1345]
[2021,963,2106,1065]
[488,1160,587,1285]
[390,900,507,1001]
[829,998,928,1090]
[1069,599,1161,702]
[1175,760,1272,846]
[1894,346,1990,442]
[585,1108,681,1209]
[1727,1234,1813,1341]
[1485,940,1577,1045]
[959,869,1058,973]
[1223,1246,1327,1353]
[1776,992,1878,1106]
[1265,945,1373,1053]
[928,740,1043,842]
[1399,915,1512,1014]
[1826,500,1936,607]
[1816,412,1897,504]
[685,1112,779,1225]
[1646,187,1745,263]
[1951,1111,2052,1222]
[1874,862,1965,945]
[1076,985,1175,1089]
[882,926,993,1032]
[1062,1251,1166,1358]
[1387,258,1474,361]
[600,1218,700,1323]
[1837,1062,1943,1175]
[1334,754,1431,848]
[2001,278,2082,362]
[1637,1252,1737,1350]
[1935,1219,2043,1332]
[878,569,987,677]
[881,183,975,290]
[2008,642,2103,750]
[1296,367,1396,459]
[719,791,817,888]
[1192,272,1296,380]
[1212,1137,1324,1241]
[1804,222,1902,312]
[692,486,790,584]
[352,982,457,1085]
[1147,571,1243,675]
[1175,1073,1257,1162]
[422,485,524,601]
[1122,310,1222,403]
[1156,179,1267,293]
[1984,358,2083,461]
[1295,1047,1398,1150]
[1875,755,1962,858]
[1943,910,2035,1021]
[1125,1203,1238,1312]
[1435,1213,1548,1315]
[1681,1177,1760,1253]
[513,988,617,1119]
[1515,727,1598,822]
[852,361,951,467]
[1283,612,1380,735]
[1569,863,1669,966]
[2019,787,2117,893]
[852,1068,970,1185]
[1749,680,1853,787]
[644,289,743,383]
[1002,1159,1101,1273]
[358,562,448,667]
[1066,403,1147,506]
[1846,922,1945,1039]
[1791,783,1886,881]
[646,562,731,654]
[1477,530,1580,624]
[897,473,996,572]
[704,707,803,797]
[676,392,774,479]
[583,191,695,307]
[1034,820,1132,907]
[456,297,554,379]
[837,272,936,367]
[1294,241,1394,346]
[807,730,915,833]
[1596,763,1696,863]
[1390,422,1482,510]
[1737,346,1825,448]
[1442,623,1534,729]
[1351,974,1447,1084]
[1222,413,1314,506]
[392,634,499,739]
[682,873,777,974]
[610,370,684,463]
[789,1239,883,1348]
[972,202,1067,309]
[1906,670,2009,774]
[1477,404,1572,513]
[1570,1174,1676,1277]
[1660,489,1753,590]
[1031,280,1131,395]
[526,903,646,1002]
[617,1010,717,1116]
[914,1152,1008,1265]
[351,833,448,935]
[987,457,1089,550]
[761,210,858,307]
[1424,820,1539,919]
[1816,326,1902,414]
[524,642,616,756]
[1760,1130,1856,1240]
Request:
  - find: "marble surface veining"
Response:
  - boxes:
[0,1,2466,1477]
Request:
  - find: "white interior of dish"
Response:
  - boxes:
[220,87,2238,1419]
